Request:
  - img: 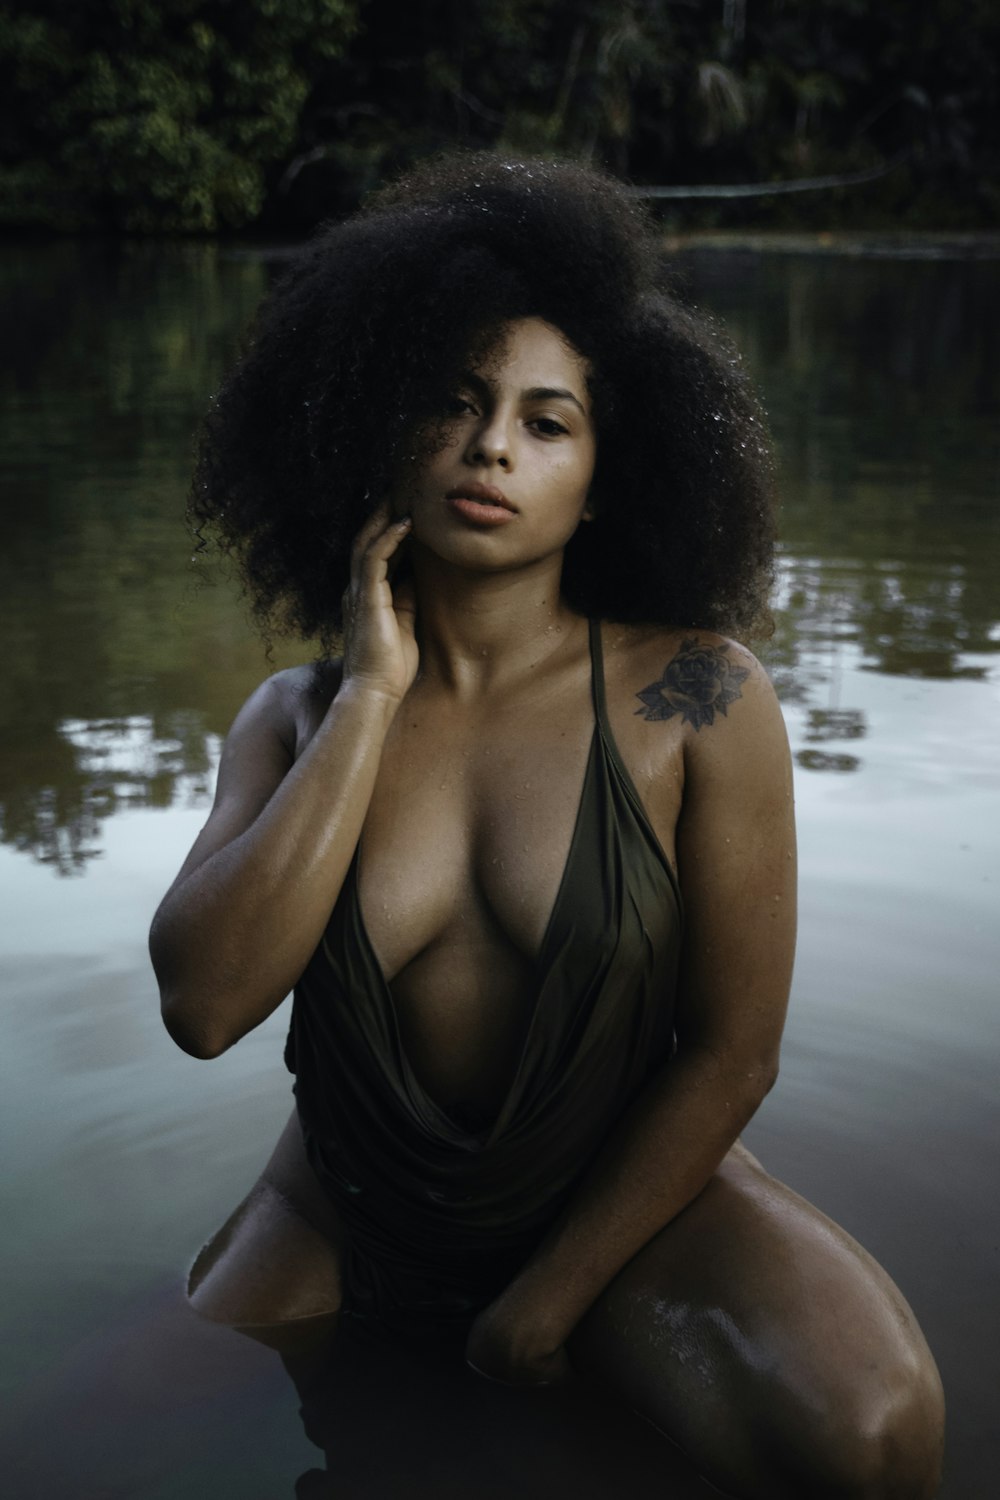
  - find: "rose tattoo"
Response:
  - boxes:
[635,639,750,730]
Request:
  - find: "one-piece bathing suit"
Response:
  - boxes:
[284,620,683,1331]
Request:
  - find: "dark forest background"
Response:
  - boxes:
[2,0,997,236]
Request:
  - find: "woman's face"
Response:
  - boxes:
[397,317,597,572]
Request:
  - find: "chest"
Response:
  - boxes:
[355,672,683,982]
[357,701,585,972]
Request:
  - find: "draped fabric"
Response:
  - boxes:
[284,621,683,1329]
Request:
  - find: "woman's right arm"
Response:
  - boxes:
[149,507,416,1059]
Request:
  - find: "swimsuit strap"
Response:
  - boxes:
[586,617,680,905]
[588,617,610,733]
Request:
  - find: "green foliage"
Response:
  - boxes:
[1,0,997,231]
[277,0,998,230]
[0,0,358,231]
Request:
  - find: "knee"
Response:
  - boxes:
[187,1243,341,1356]
[185,1181,343,1336]
[779,1356,945,1500]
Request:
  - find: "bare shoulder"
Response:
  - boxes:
[259,659,344,761]
[157,659,344,898]
[603,623,786,784]
[212,659,343,804]
[628,629,775,727]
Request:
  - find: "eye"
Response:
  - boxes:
[445,395,476,417]
[530,416,569,437]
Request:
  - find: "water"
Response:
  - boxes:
[1,241,997,1497]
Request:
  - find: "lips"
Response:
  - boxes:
[444,482,515,511]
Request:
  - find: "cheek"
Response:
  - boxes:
[539,468,594,537]
[553,451,596,509]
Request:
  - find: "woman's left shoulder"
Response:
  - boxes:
[603,623,787,778]
[606,624,777,721]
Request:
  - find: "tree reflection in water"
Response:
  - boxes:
[0,715,217,874]
[0,242,997,870]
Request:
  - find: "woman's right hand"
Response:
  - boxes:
[341,503,419,704]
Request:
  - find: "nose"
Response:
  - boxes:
[465,411,511,470]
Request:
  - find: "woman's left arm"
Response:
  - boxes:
[466,646,797,1384]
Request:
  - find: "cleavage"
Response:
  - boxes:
[355,719,595,1120]
[355,715,595,985]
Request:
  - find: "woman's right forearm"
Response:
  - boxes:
[151,682,399,1058]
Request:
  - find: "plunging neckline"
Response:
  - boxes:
[350,721,600,1145]
[284,620,686,1325]
[333,618,681,1147]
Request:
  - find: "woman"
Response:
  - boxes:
[150,155,944,1497]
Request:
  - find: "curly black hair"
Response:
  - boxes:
[190,152,775,651]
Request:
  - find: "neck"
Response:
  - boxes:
[409,547,585,694]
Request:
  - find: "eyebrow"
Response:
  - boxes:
[523,385,588,415]
[463,372,588,416]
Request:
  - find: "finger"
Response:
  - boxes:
[357,517,412,584]
[352,500,390,546]
[349,502,393,572]
[372,515,412,554]
[465,1359,555,1388]
[351,511,409,579]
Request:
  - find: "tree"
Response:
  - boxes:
[0,0,358,231]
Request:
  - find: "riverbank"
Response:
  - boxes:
[661,230,1000,259]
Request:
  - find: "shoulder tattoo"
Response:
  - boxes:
[635,638,750,730]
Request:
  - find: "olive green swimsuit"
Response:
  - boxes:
[284,620,683,1330]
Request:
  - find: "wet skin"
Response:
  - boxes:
[158,320,945,1498]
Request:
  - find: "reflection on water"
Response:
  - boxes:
[0,240,280,874]
[5,714,218,873]
[805,708,866,742]
[1,242,998,1498]
[1,246,996,868]
[679,250,1000,691]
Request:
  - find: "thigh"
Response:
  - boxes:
[187,1108,345,1346]
[568,1144,944,1500]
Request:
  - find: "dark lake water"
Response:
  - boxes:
[1,240,997,1498]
